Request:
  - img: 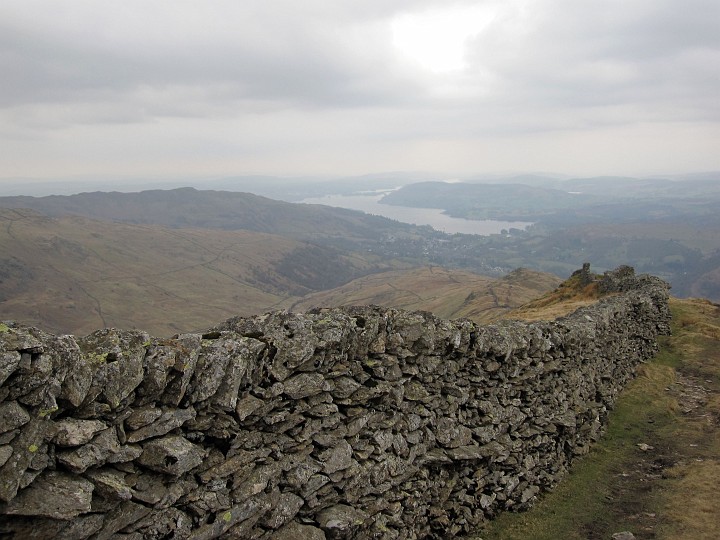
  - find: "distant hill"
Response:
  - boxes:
[0,187,423,246]
[376,179,720,301]
[559,175,720,199]
[380,181,598,220]
[379,178,720,223]
[290,266,561,323]
[0,208,402,336]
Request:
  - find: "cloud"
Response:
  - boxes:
[461,1,720,117]
[0,1,430,114]
[0,0,718,178]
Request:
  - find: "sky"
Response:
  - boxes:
[1,0,719,183]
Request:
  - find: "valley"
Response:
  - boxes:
[0,206,558,336]
[1,173,719,339]
[0,208,403,335]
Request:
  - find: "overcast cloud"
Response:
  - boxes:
[1,0,719,181]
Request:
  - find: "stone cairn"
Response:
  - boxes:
[0,267,670,539]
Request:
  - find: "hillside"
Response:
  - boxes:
[0,208,400,336]
[380,181,597,220]
[291,266,561,323]
[1,208,560,337]
[0,187,423,246]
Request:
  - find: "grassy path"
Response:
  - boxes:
[471,297,720,539]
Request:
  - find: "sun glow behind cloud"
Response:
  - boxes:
[1,0,719,179]
[391,5,496,73]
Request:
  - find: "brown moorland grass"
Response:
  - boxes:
[290,266,562,324]
[504,271,606,321]
[0,209,391,336]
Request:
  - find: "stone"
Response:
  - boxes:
[107,443,142,464]
[56,514,105,539]
[126,407,196,443]
[138,435,206,475]
[447,445,485,461]
[130,472,170,505]
[134,346,175,402]
[186,338,233,403]
[300,474,330,498]
[185,494,272,540]
[78,328,148,410]
[2,513,104,540]
[125,406,164,430]
[52,419,108,446]
[262,492,304,529]
[0,445,13,467]
[286,459,323,489]
[59,356,92,408]
[212,338,265,409]
[553,411,577,427]
[232,464,280,501]
[520,485,540,504]
[612,533,636,540]
[199,449,269,483]
[57,427,124,473]
[329,377,361,399]
[235,394,264,421]
[0,417,50,502]
[435,417,474,448]
[85,468,133,501]
[0,351,21,387]
[282,373,328,399]
[271,521,326,540]
[317,504,369,532]
[404,380,430,401]
[159,334,202,406]
[319,440,354,474]
[2,470,93,519]
[93,500,151,540]
[479,492,496,509]
[0,402,31,433]
[126,507,192,538]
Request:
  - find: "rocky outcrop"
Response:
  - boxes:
[0,267,670,539]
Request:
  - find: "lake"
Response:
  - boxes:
[298,193,532,236]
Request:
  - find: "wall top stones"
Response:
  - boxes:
[0,266,670,539]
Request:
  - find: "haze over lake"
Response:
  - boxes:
[300,193,532,235]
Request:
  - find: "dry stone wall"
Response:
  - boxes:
[0,267,670,539]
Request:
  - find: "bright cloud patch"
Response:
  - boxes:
[391,5,495,73]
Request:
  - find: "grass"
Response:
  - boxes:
[506,270,606,321]
[290,266,561,324]
[472,297,720,540]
